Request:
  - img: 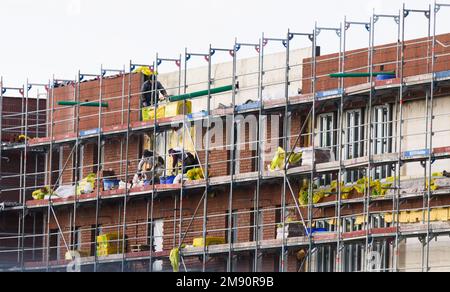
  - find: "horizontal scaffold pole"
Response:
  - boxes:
[58,101,109,108]
[329,72,396,78]
[169,85,234,102]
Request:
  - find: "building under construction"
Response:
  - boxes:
[2,3,450,272]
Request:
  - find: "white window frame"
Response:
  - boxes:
[319,113,336,151]
[345,109,364,160]
[318,113,337,185]
[372,105,393,179]
[345,109,364,183]
[151,219,164,253]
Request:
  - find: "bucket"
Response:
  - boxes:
[103,179,120,191]
[166,176,176,185]
[377,74,395,81]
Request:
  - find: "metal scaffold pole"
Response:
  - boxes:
[313,24,342,272]
[20,81,29,270]
[18,84,25,266]
[72,71,80,261]
[0,78,3,227]
[240,39,262,273]
[121,61,136,272]
[227,39,238,272]
[402,4,432,272]
[364,15,375,272]
[180,49,188,250]
[3,1,450,272]
[45,76,55,272]
[20,82,48,270]
[202,45,212,273]
[83,68,102,272]
[177,50,209,271]
[372,10,401,272]
[148,56,159,272]
[261,33,292,272]
[307,24,319,272]
[425,0,450,273]
[282,32,290,273]
[283,30,315,273]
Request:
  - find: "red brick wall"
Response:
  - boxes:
[50,73,142,137]
[1,97,47,203]
[303,33,450,93]
[1,97,46,142]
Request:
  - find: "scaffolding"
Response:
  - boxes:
[1,2,450,272]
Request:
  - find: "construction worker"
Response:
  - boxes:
[169,148,199,174]
[136,150,165,184]
[141,73,169,107]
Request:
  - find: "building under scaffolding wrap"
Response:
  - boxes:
[2,3,450,272]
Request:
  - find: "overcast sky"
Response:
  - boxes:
[0,0,447,87]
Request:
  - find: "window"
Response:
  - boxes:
[372,105,393,179]
[250,209,264,242]
[149,219,164,253]
[318,113,337,185]
[71,227,82,251]
[90,224,102,257]
[226,211,239,244]
[235,116,259,174]
[343,243,364,272]
[73,145,84,183]
[319,113,336,152]
[315,245,336,272]
[49,229,61,261]
[345,110,364,183]
[58,146,64,186]
[316,220,333,232]
[261,114,283,170]
[152,260,164,272]
[92,141,105,174]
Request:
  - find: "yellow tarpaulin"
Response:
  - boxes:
[384,213,394,224]
[142,106,165,122]
[399,212,410,223]
[355,216,365,226]
[186,168,204,181]
[170,248,180,272]
[409,211,422,223]
[435,208,449,222]
[165,101,192,118]
[193,237,226,248]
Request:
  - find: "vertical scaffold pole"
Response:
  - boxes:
[373,10,401,272]
[364,15,375,272]
[281,30,290,273]
[202,45,213,272]
[0,78,3,231]
[20,80,30,271]
[425,1,441,273]
[46,75,56,272]
[307,24,318,272]
[72,72,80,258]
[261,33,291,272]
[227,39,238,272]
[122,61,135,272]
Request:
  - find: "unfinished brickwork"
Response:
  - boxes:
[3,21,450,272]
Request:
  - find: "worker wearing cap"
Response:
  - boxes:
[141,73,169,107]
[169,148,199,174]
[136,150,165,183]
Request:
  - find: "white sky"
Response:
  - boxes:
[0,0,448,87]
